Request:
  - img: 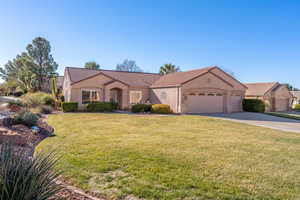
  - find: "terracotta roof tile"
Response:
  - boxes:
[245,82,279,96]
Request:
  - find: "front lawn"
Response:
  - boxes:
[37,113,300,200]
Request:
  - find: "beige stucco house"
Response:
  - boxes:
[63,66,247,113]
[245,82,292,112]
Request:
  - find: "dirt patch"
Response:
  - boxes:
[88,170,142,200]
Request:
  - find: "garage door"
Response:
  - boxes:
[275,99,289,112]
[186,93,224,113]
[230,95,242,112]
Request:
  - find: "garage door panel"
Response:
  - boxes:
[186,95,223,113]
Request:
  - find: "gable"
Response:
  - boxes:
[209,67,247,90]
[71,73,113,88]
[273,85,292,98]
[182,72,234,90]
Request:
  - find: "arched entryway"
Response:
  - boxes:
[110,88,122,109]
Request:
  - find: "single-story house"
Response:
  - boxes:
[63,66,247,113]
[244,82,292,112]
[291,91,300,107]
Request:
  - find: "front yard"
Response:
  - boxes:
[37,113,300,200]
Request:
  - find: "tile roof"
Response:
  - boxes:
[245,82,279,96]
[66,67,161,87]
[151,66,215,88]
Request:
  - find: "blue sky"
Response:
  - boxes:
[0,0,299,87]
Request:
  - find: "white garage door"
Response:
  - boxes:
[186,94,224,113]
[230,96,242,113]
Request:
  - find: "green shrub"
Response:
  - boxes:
[61,102,78,112]
[131,104,152,113]
[38,105,53,114]
[110,101,119,110]
[151,104,172,114]
[0,143,62,200]
[21,92,55,107]
[86,102,116,112]
[242,99,266,113]
[8,100,23,107]
[294,104,300,111]
[14,110,40,127]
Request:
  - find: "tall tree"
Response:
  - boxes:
[116,59,142,72]
[159,63,180,75]
[26,37,58,90]
[0,53,38,92]
[84,61,100,70]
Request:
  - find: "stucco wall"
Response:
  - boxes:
[150,87,181,113]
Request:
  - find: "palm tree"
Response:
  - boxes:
[159,63,180,75]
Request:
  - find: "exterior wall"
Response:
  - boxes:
[273,85,292,111]
[129,87,150,104]
[181,73,245,113]
[150,87,181,113]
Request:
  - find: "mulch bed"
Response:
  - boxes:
[0,115,104,200]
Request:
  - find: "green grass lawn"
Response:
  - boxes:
[37,113,300,200]
[266,112,300,120]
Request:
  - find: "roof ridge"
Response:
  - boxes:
[66,66,160,75]
[245,82,278,84]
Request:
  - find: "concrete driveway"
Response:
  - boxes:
[201,112,300,133]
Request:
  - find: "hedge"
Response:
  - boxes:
[242,99,265,113]
[61,102,78,112]
[86,102,117,112]
[151,104,172,114]
[131,104,152,113]
[294,104,300,111]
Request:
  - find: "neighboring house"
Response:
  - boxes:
[291,91,300,107]
[63,66,247,113]
[245,82,292,112]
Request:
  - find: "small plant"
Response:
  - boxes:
[14,110,40,127]
[131,104,152,113]
[61,102,78,112]
[8,100,23,107]
[0,143,62,200]
[243,99,265,113]
[151,104,172,114]
[38,105,53,114]
[294,104,300,111]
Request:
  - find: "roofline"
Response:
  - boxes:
[150,85,181,89]
[70,71,130,87]
[213,67,248,89]
[263,82,280,95]
[65,66,161,75]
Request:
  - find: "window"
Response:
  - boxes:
[82,90,98,104]
[130,91,142,104]
[207,93,215,96]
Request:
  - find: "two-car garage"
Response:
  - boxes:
[185,93,224,113]
[185,93,243,114]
